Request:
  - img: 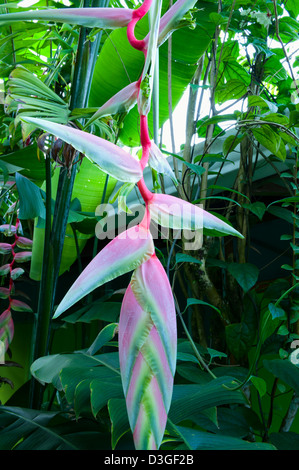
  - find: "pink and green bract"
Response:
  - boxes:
[119,254,176,449]
[20,0,244,450]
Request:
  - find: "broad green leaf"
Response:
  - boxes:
[250,376,267,397]
[223,134,244,156]
[252,125,286,160]
[175,253,202,265]
[267,205,296,225]
[0,406,107,450]
[108,398,131,450]
[243,202,266,221]
[15,172,45,220]
[0,144,45,181]
[0,407,77,450]
[8,65,66,105]
[168,377,247,425]
[225,294,257,361]
[270,432,299,451]
[216,79,248,104]
[261,113,289,126]
[227,262,259,292]
[86,323,118,356]
[263,359,299,395]
[268,302,286,320]
[172,425,275,450]
[61,300,121,324]
[176,352,200,364]
[248,94,277,112]
[285,0,299,17]
[183,298,221,316]
[89,1,216,147]
[90,378,123,418]
[225,322,253,361]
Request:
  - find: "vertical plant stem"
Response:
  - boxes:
[182,58,203,201]
[29,149,53,408]
[30,0,108,409]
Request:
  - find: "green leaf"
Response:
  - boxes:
[225,322,252,361]
[289,110,299,128]
[216,79,248,104]
[168,377,247,425]
[250,376,267,397]
[223,134,244,156]
[227,262,259,292]
[243,202,266,221]
[170,425,275,450]
[263,359,299,395]
[285,0,299,17]
[0,144,45,181]
[183,298,221,316]
[62,300,121,324]
[268,302,286,320]
[270,432,299,451]
[206,348,227,360]
[177,352,200,364]
[86,323,118,356]
[108,398,131,450]
[15,172,45,220]
[248,95,277,112]
[30,352,119,392]
[0,406,107,450]
[252,125,286,161]
[267,205,296,225]
[89,1,217,147]
[90,378,124,418]
[175,253,202,265]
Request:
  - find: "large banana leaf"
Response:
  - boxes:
[88,1,217,147]
[29,157,117,280]
[0,406,110,450]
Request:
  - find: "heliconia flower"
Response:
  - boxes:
[53,221,155,319]
[10,299,33,312]
[0,243,12,254]
[0,309,14,352]
[0,287,10,299]
[14,251,32,263]
[0,264,11,276]
[86,81,139,128]
[0,7,134,29]
[145,0,198,47]
[148,193,244,238]
[16,237,33,249]
[148,141,178,184]
[0,224,17,236]
[21,117,142,184]
[11,268,25,281]
[119,253,176,450]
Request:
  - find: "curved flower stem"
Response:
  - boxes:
[127,1,155,222]
[126,0,152,51]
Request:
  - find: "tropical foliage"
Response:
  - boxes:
[0,0,298,451]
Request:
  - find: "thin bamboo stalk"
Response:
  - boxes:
[29,0,108,409]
